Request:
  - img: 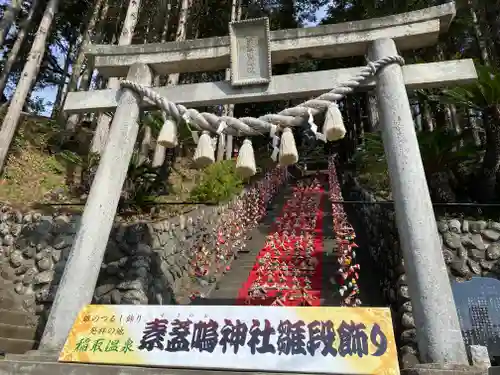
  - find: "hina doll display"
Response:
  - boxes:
[328,156,361,306]
[240,177,324,306]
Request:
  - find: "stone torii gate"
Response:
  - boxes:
[41,2,477,366]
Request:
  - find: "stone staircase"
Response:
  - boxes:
[0,356,488,375]
[0,359,270,374]
[197,184,292,305]
[0,283,39,355]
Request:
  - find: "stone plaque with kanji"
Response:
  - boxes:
[229,17,272,86]
[452,277,500,357]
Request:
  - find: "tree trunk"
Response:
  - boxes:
[485,1,500,65]
[156,1,172,86]
[0,0,22,48]
[216,133,225,161]
[480,1,499,65]
[468,0,490,66]
[0,0,59,173]
[422,101,435,132]
[138,125,152,165]
[152,0,190,166]
[412,99,423,132]
[479,105,500,201]
[62,0,106,128]
[53,41,74,116]
[65,0,110,131]
[90,0,142,154]
[152,0,170,44]
[354,98,364,142]
[166,0,192,86]
[0,0,39,96]
[223,0,241,160]
[436,43,457,131]
[469,109,482,146]
[366,91,379,132]
[151,3,172,167]
[154,0,171,86]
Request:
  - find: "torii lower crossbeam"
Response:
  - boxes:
[63,60,476,113]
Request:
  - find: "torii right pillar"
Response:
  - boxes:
[368,38,468,365]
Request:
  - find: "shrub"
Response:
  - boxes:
[190,160,243,203]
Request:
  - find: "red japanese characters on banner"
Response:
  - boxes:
[237,178,325,306]
[328,156,361,306]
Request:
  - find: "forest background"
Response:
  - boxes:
[0,0,498,219]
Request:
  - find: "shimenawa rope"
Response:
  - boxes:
[119,55,404,175]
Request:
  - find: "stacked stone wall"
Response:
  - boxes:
[0,198,242,318]
[342,173,500,368]
[342,174,417,367]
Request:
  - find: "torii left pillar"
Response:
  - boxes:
[39,63,153,351]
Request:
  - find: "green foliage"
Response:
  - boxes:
[58,147,172,211]
[436,63,500,201]
[417,128,482,174]
[353,128,482,194]
[439,64,500,110]
[352,133,391,194]
[354,133,389,171]
[120,150,169,211]
[57,149,93,166]
[10,116,59,152]
[56,149,100,191]
[142,111,196,146]
[190,160,243,203]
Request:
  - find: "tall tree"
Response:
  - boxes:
[62,0,107,129]
[0,0,39,96]
[166,0,192,86]
[221,0,241,161]
[152,0,191,166]
[468,0,490,66]
[65,0,110,131]
[151,0,172,168]
[0,0,22,47]
[0,0,59,173]
[90,0,142,154]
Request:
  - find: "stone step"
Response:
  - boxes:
[0,360,487,375]
[0,337,37,354]
[0,309,38,327]
[0,295,18,311]
[0,360,262,375]
[0,323,37,341]
[5,353,57,362]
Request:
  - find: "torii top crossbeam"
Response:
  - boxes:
[86,3,455,78]
[64,3,476,115]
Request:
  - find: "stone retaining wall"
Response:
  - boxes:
[0,197,244,318]
[438,218,500,280]
[343,173,500,367]
[342,174,417,368]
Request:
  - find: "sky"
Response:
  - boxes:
[3,2,329,117]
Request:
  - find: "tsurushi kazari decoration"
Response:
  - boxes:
[237,177,325,306]
[327,155,361,306]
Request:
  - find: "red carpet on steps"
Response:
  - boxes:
[237,180,325,306]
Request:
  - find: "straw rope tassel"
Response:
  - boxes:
[157,116,178,148]
[279,127,298,166]
[193,131,215,167]
[322,102,346,141]
[236,139,257,178]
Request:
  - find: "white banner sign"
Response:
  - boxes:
[60,305,400,375]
